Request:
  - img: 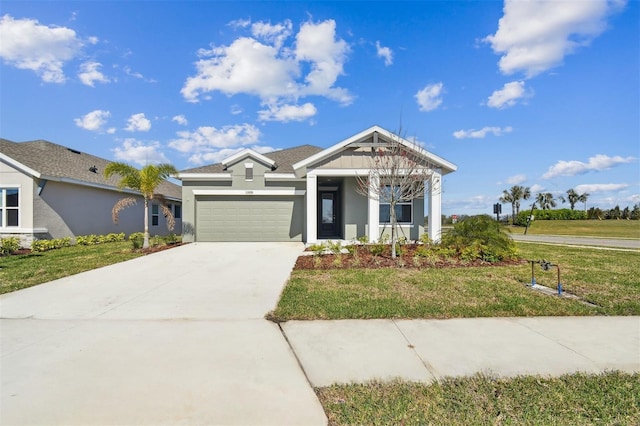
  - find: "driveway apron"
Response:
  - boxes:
[1,242,327,425]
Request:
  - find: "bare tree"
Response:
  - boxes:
[354,130,437,258]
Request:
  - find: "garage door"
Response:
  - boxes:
[195,196,304,242]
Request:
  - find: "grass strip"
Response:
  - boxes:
[318,371,640,426]
[0,242,143,294]
[273,243,639,320]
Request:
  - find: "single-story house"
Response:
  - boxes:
[177,126,456,244]
[0,139,182,246]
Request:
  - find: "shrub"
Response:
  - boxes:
[515,208,587,226]
[368,241,386,257]
[441,215,517,262]
[163,233,178,244]
[309,243,325,256]
[31,237,72,252]
[0,237,21,256]
[129,232,144,249]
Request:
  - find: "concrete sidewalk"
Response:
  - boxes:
[511,234,640,250]
[282,316,640,387]
[1,243,327,426]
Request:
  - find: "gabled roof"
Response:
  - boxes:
[179,144,323,175]
[292,125,458,177]
[0,138,181,200]
[221,148,276,169]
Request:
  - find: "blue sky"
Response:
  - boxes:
[1,0,638,216]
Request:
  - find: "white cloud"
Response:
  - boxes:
[505,174,527,185]
[168,123,263,164]
[453,126,513,139]
[0,15,85,83]
[113,138,169,166]
[172,115,188,126]
[181,19,351,122]
[230,104,243,115]
[228,18,251,29]
[258,102,317,122]
[487,81,531,109]
[251,20,292,49]
[484,0,626,77]
[78,61,109,86]
[187,145,275,165]
[375,41,393,66]
[542,154,636,179]
[575,183,630,193]
[124,113,151,132]
[74,109,111,132]
[530,184,545,193]
[415,82,444,112]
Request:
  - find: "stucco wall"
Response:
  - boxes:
[342,177,368,240]
[34,180,181,239]
[0,160,36,230]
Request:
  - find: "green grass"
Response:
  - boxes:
[0,241,144,294]
[508,219,640,238]
[318,372,640,425]
[272,243,640,320]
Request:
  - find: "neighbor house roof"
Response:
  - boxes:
[180,144,323,175]
[0,139,181,200]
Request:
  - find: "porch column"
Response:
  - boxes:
[306,174,317,243]
[368,174,379,242]
[427,170,442,242]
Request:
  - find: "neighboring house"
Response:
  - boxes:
[178,126,457,243]
[0,139,182,246]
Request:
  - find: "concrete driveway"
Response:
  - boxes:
[1,243,327,425]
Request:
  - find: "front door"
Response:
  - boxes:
[318,189,340,238]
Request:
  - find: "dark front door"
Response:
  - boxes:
[318,190,340,238]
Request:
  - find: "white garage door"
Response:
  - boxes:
[195,196,304,242]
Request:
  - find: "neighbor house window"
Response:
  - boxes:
[151,204,159,226]
[0,188,20,227]
[379,186,412,224]
[173,204,182,219]
[245,163,254,181]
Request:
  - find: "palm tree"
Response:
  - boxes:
[499,185,531,224]
[104,162,178,249]
[535,192,557,210]
[559,188,590,210]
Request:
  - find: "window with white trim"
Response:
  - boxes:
[379,185,412,224]
[245,163,254,181]
[0,188,20,227]
[151,203,159,226]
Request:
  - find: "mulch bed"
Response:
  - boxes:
[295,244,525,270]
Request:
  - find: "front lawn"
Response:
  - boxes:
[272,243,640,320]
[0,241,144,294]
[508,219,640,239]
[318,372,640,425]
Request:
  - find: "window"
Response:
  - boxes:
[173,204,182,219]
[379,186,412,224]
[245,163,254,181]
[0,188,19,227]
[151,204,159,226]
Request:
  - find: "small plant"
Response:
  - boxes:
[309,243,326,256]
[30,237,72,252]
[357,235,369,244]
[164,233,178,244]
[150,235,163,247]
[332,254,343,267]
[0,237,21,256]
[326,240,342,254]
[129,232,144,249]
[369,241,386,257]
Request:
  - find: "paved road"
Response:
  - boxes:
[1,243,327,426]
[511,234,640,249]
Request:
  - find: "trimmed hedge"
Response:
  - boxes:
[516,209,587,226]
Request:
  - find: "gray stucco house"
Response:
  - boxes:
[0,139,182,246]
[178,126,456,244]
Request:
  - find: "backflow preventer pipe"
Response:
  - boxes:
[529,260,563,295]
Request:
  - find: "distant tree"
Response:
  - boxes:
[632,203,640,220]
[608,205,622,220]
[622,206,631,219]
[104,162,178,249]
[499,185,531,224]
[535,192,557,210]
[559,188,589,210]
[355,129,436,258]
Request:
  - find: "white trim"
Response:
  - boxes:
[0,227,48,234]
[175,173,232,181]
[309,169,370,177]
[306,175,318,243]
[292,125,457,176]
[264,173,303,180]
[221,148,275,168]
[0,153,41,178]
[193,189,305,196]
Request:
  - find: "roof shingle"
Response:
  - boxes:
[0,139,181,200]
